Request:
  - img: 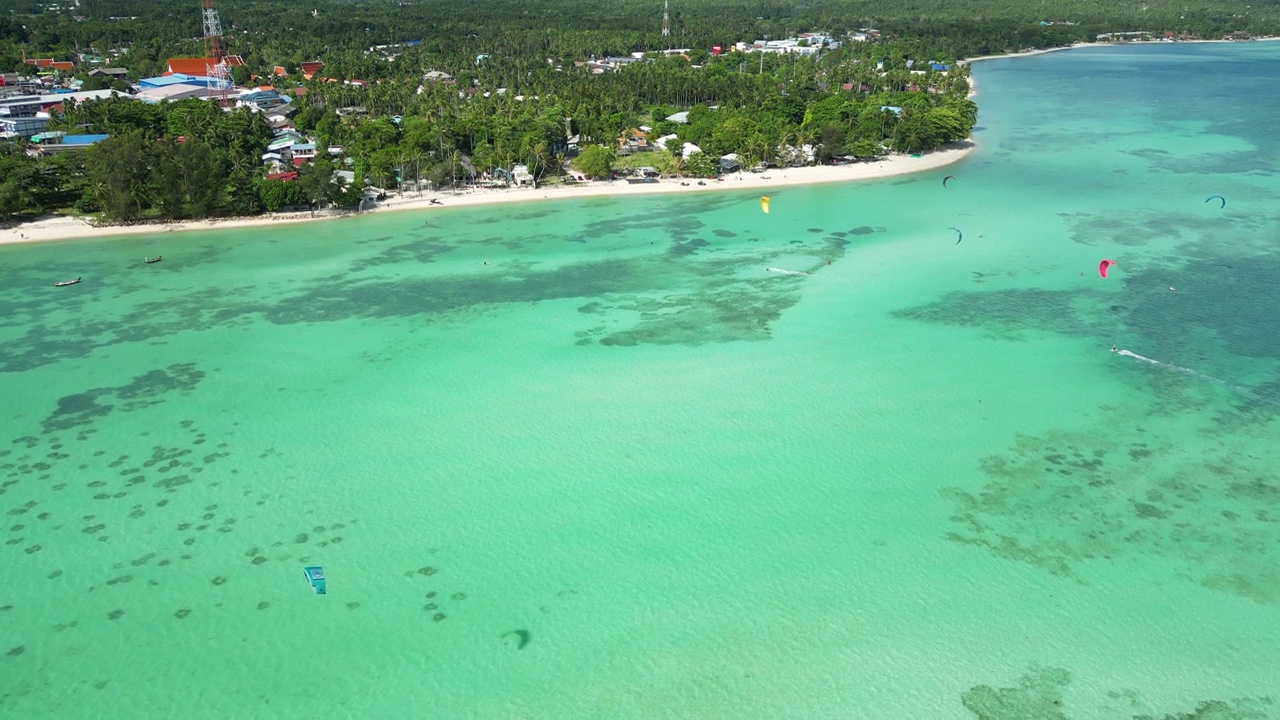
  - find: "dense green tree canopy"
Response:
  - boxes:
[2,0,1266,222]
[2,0,1274,78]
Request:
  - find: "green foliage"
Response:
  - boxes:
[28,99,276,222]
[84,132,151,221]
[573,144,616,180]
[848,139,884,158]
[151,139,226,219]
[0,176,22,220]
[256,176,307,212]
[3,0,1273,81]
[297,153,341,210]
[817,123,847,163]
[683,151,719,178]
[0,145,76,218]
[18,0,1260,221]
[227,170,265,216]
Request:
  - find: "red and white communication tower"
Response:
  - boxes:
[202,0,225,62]
[202,0,231,103]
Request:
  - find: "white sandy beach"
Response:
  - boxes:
[961,43,1092,65]
[962,35,1280,66]
[8,33,1278,248]
[1,143,974,246]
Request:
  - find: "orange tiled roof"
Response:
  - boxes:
[26,58,74,70]
[166,57,217,76]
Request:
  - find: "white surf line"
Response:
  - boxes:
[766,267,811,276]
[1116,349,1278,406]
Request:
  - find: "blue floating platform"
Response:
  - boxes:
[303,565,326,595]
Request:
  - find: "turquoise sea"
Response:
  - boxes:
[2,42,1279,718]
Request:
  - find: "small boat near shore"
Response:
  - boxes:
[53,277,82,287]
[144,256,162,264]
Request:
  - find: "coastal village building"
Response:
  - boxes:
[87,67,129,80]
[165,56,245,76]
[735,34,839,56]
[23,58,75,73]
[367,40,423,62]
[26,132,109,157]
[165,58,219,76]
[136,74,230,103]
[300,62,324,81]
[267,131,305,152]
[0,89,123,138]
[0,100,50,138]
[617,127,650,155]
[416,71,455,94]
[236,89,287,111]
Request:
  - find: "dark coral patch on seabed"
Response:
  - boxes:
[42,364,206,433]
[943,427,1280,603]
[961,665,1275,719]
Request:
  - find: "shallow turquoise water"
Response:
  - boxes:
[2,42,1279,718]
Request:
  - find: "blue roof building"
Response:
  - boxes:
[139,73,230,89]
[28,132,109,156]
[239,90,282,104]
[64,133,110,146]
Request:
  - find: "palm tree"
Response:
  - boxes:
[529,141,549,185]
[449,149,462,192]
[409,150,425,195]
[552,150,567,180]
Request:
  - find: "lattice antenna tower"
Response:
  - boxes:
[201,0,231,105]
[202,0,225,61]
[662,0,670,37]
[208,59,232,105]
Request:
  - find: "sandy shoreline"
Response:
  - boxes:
[6,35,1277,248]
[961,43,1091,64]
[2,143,974,246]
[962,36,1280,65]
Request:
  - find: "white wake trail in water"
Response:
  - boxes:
[1115,349,1277,406]
[1116,350,1159,364]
